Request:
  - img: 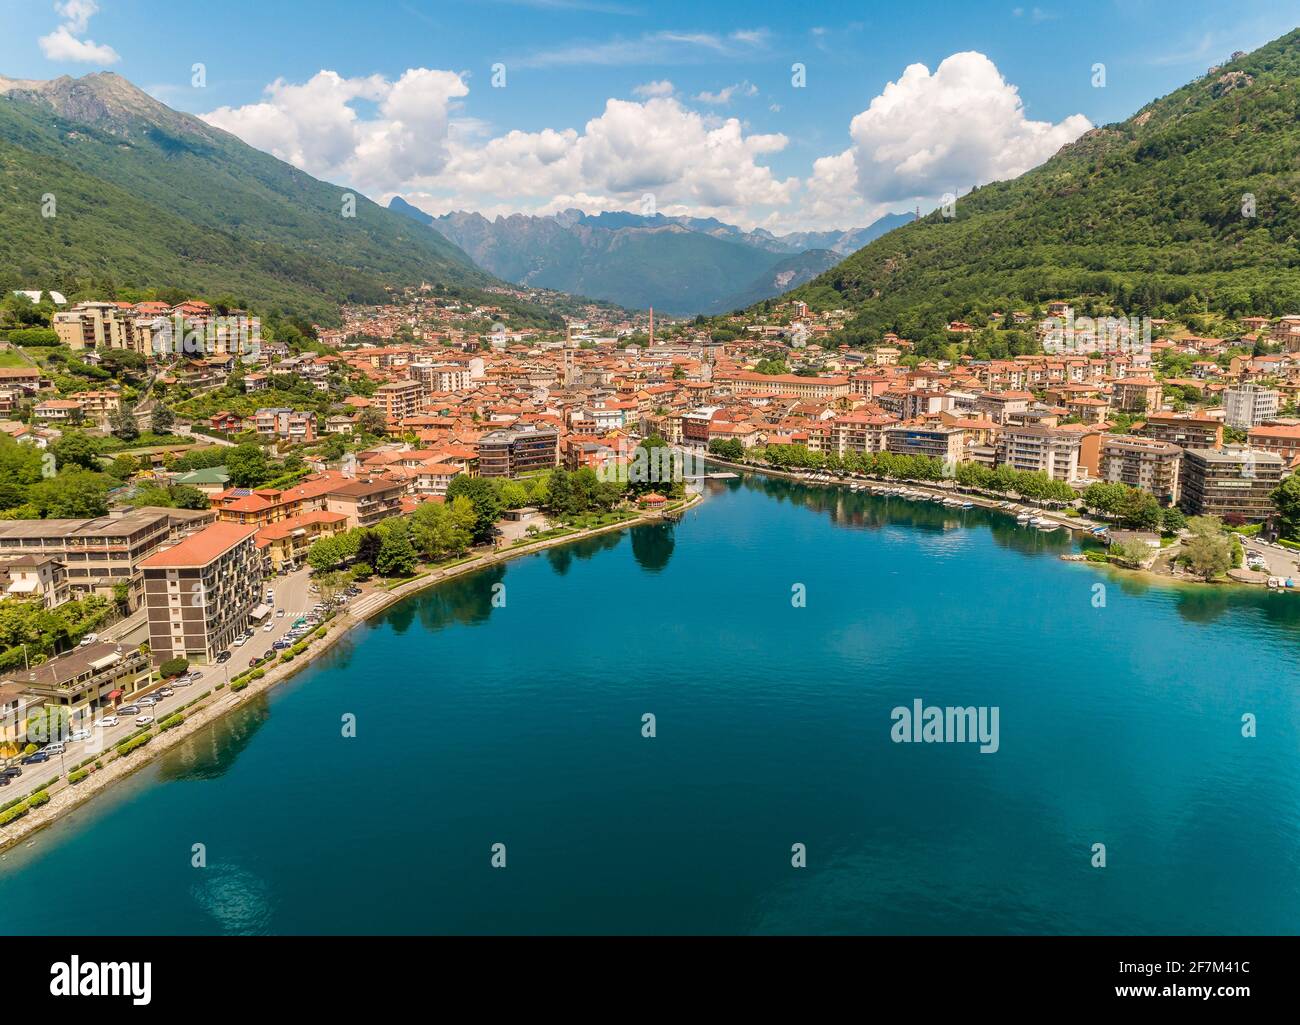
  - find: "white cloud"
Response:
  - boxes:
[204,50,1086,234]
[39,0,119,64]
[516,28,769,68]
[202,69,468,193]
[633,80,674,98]
[693,81,758,105]
[842,51,1090,205]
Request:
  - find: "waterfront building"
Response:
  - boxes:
[478,424,560,477]
[140,522,263,665]
[1141,412,1223,450]
[997,425,1081,481]
[1179,447,1284,521]
[0,641,151,728]
[1099,435,1182,503]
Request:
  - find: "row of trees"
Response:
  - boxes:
[1080,482,1184,533]
[712,439,1077,502]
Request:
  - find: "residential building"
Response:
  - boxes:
[1142,412,1223,450]
[998,425,1081,481]
[478,424,560,477]
[141,522,263,665]
[1179,447,1284,521]
[0,641,152,728]
[1223,383,1280,429]
[325,478,407,528]
[1099,435,1182,503]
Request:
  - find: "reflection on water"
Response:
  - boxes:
[380,563,508,635]
[156,694,272,783]
[630,522,676,573]
[547,529,624,575]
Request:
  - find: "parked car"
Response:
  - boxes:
[215,651,232,664]
[44,742,65,755]
[79,632,99,647]
[93,716,119,728]
[0,776,10,786]
[21,751,49,764]
[138,696,158,707]
[117,704,141,716]
[69,729,91,743]
[189,671,204,681]
[232,636,248,647]
[2,766,23,778]
[263,622,275,632]
[135,715,155,726]
[158,687,175,698]
[172,676,192,687]
[276,609,286,618]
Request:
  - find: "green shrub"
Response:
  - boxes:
[115,734,151,757]
[0,803,29,826]
[68,769,90,785]
[27,791,50,809]
[159,656,189,678]
[280,653,294,663]
[230,679,249,692]
[251,669,265,679]
[159,713,185,732]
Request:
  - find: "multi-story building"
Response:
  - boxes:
[831,412,896,455]
[883,423,966,466]
[0,641,152,728]
[478,424,560,477]
[255,510,348,573]
[1112,377,1163,413]
[1223,383,1280,429]
[409,363,472,394]
[1142,412,1223,450]
[1247,423,1300,468]
[1179,447,1284,521]
[998,425,1081,481]
[324,478,407,528]
[1099,435,1182,503]
[0,508,215,609]
[374,380,424,423]
[141,522,263,665]
[1270,315,1300,351]
[713,371,851,400]
[0,554,70,608]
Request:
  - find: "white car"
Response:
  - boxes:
[189,671,203,681]
[69,729,91,743]
[79,633,99,647]
[93,716,119,729]
[135,715,155,726]
[276,609,286,618]
[232,636,248,647]
[263,622,275,632]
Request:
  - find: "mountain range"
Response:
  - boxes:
[0,72,529,325]
[389,199,912,316]
[786,28,1300,347]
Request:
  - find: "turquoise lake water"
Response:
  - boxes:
[2,472,1298,934]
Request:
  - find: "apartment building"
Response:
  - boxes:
[1223,383,1280,429]
[1179,447,1284,521]
[374,380,424,423]
[409,362,472,394]
[0,554,70,609]
[1112,378,1163,413]
[325,478,407,528]
[1142,412,1223,450]
[478,424,560,477]
[1099,435,1182,503]
[0,508,215,609]
[254,408,317,443]
[255,510,348,573]
[831,412,896,455]
[998,425,1081,481]
[883,423,966,466]
[141,522,263,665]
[1247,423,1300,467]
[0,641,152,728]
[1270,315,1300,351]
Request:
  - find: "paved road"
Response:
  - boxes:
[172,423,239,447]
[1241,536,1300,579]
[2,567,325,796]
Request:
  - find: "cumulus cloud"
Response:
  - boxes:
[843,51,1090,203]
[204,50,1086,234]
[39,0,119,64]
[202,69,468,193]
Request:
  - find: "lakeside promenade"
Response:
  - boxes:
[0,493,701,856]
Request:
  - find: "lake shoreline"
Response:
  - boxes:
[0,494,702,859]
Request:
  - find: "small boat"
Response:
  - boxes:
[1017,513,1032,523]
[960,502,974,509]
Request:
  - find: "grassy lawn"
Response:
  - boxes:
[0,349,33,369]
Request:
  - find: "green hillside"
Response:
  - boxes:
[0,72,527,325]
[787,29,1300,348]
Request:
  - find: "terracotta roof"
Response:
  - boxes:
[140,522,258,569]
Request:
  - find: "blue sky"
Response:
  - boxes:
[2,0,1296,232]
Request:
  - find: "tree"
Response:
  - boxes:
[160,657,190,678]
[29,471,110,518]
[225,444,270,488]
[1273,475,1300,541]
[376,531,418,577]
[357,406,387,436]
[1160,506,1187,536]
[52,432,102,472]
[1184,534,1232,581]
[109,453,139,480]
[169,485,209,510]
[446,476,502,543]
[110,405,140,443]
[151,404,175,434]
